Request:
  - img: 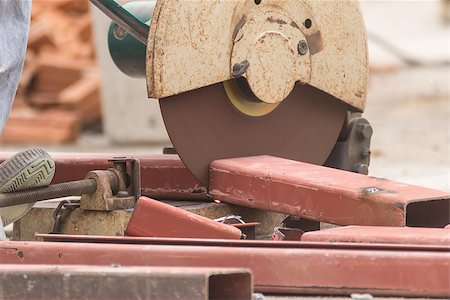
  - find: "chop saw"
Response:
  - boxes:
[92,0,372,186]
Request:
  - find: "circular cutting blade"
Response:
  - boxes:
[160,82,347,187]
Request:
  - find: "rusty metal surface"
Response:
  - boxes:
[0,153,207,200]
[301,226,450,245]
[0,264,252,300]
[126,197,242,239]
[36,234,450,251]
[1,239,449,297]
[209,156,450,227]
[160,83,346,186]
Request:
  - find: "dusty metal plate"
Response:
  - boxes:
[0,265,252,300]
[160,83,347,186]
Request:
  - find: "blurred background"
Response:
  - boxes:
[0,0,448,191]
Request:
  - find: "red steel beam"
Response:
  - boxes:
[125,197,242,239]
[301,226,450,245]
[36,234,450,251]
[209,156,450,227]
[1,240,449,297]
[0,265,252,300]
[0,153,206,200]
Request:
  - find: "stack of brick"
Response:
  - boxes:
[1,0,102,144]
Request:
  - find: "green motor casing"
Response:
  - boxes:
[107,1,155,78]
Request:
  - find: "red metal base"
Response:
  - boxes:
[1,238,449,297]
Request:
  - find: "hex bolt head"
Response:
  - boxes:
[352,163,369,175]
[361,147,371,158]
[356,123,373,140]
[232,60,250,78]
[113,24,128,40]
[297,40,309,55]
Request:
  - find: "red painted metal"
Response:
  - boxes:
[0,153,207,200]
[0,265,252,300]
[1,240,449,297]
[36,234,450,251]
[125,197,242,239]
[301,226,450,245]
[210,156,450,227]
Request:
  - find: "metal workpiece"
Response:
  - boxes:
[209,156,450,227]
[2,239,449,297]
[125,197,243,239]
[301,226,450,245]
[34,234,450,250]
[0,265,252,300]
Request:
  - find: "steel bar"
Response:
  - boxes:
[0,179,96,208]
[0,154,207,201]
[1,240,448,297]
[125,197,243,239]
[301,226,450,245]
[36,234,450,251]
[209,156,450,227]
[89,0,149,45]
[0,265,252,300]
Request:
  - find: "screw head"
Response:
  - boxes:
[361,147,371,158]
[113,24,128,40]
[297,40,309,55]
[232,60,250,78]
[356,123,373,140]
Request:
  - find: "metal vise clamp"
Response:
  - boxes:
[0,158,141,212]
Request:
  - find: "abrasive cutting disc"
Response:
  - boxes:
[160,82,347,187]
